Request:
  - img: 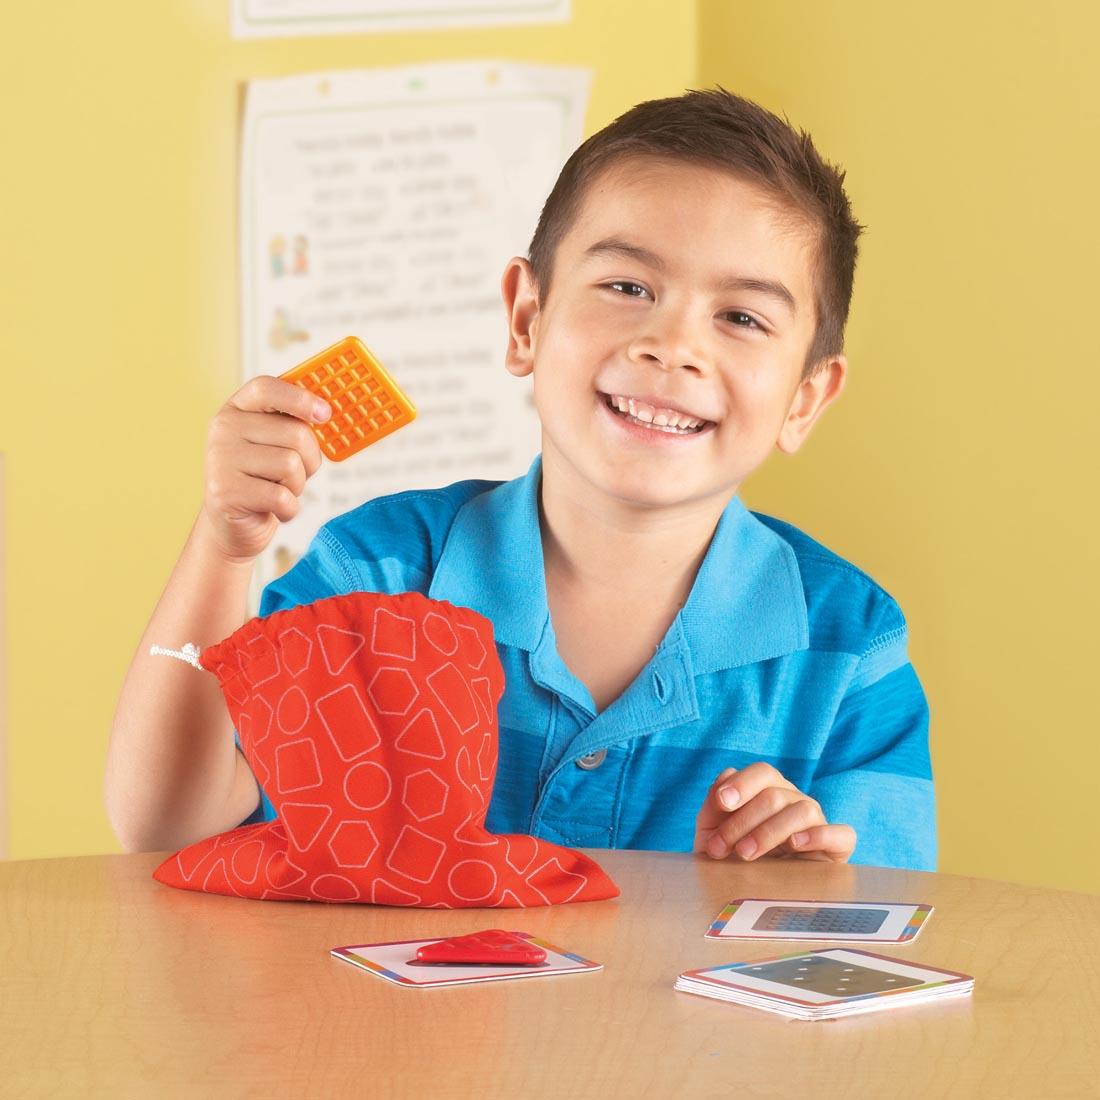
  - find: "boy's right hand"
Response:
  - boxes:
[201,376,331,564]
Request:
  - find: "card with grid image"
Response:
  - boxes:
[705,899,933,944]
[675,948,973,1020]
[280,335,416,461]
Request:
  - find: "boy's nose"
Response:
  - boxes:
[627,316,710,375]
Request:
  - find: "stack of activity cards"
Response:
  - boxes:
[675,947,973,1020]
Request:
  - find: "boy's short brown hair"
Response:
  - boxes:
[527,87,865,378]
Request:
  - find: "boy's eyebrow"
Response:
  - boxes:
[582,237,798,315]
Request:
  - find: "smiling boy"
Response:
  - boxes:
[107,88,935,871]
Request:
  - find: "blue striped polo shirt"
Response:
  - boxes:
[239,453,936,871]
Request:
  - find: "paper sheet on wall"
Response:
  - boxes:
[232,0,570,38]
[240,61,590,606]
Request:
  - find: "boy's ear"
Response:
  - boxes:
[500,257,540,378]
[776,354,847,455]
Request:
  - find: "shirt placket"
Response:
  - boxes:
[526,617,699,847]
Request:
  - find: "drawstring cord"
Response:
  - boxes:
[149,642,203,669]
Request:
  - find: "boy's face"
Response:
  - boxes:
[502,158,846,513]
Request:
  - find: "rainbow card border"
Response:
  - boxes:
[330,931,600,988]
[678,947,973,1010]
[705,899,934,943]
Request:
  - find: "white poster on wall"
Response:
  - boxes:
[240,60,590,604]
[232,0,570,38]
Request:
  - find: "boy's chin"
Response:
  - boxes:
[596,469,734,512]
[542,440,741,511]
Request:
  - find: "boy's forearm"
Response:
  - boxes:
[105,510,256,852]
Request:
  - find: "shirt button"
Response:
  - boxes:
[575,749,607,770]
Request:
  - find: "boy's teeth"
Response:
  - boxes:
[609,394,704,431]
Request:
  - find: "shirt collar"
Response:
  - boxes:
[429,453,809,672]
[429,454,549,651]
[679,493,809,672]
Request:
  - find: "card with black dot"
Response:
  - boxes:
[676,948,973,1020]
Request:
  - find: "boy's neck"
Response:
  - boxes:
[537,461,738,602]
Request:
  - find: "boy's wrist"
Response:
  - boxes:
[191,509,262,571]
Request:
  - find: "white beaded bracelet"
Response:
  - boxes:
[149,642,203,669]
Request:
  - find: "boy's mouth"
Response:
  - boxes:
[601,393,714,435]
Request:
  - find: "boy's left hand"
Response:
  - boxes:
[693,764,856,863]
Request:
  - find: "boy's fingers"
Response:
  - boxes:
[712,761,796,814]
[786,823,857,862]
[220,409,324,475]
[692,768,738,849]
[223,471,300,524]
[230,375,331,424]
[236,441,309,497]
[723,797,828,861]
[694,764,805,855]
[704,787,809,859]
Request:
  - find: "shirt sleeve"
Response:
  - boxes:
[809,610,937,872]
[257,526,361,616]
[232,526,361,827]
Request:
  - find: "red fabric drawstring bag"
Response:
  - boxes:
[152,591,618,907]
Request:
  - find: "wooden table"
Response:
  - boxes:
[3,850,1098,1097]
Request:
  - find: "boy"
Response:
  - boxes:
[106,88,935,871]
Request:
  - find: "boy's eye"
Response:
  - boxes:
[605,283,764,332]
[606,280,650,299]
[723,310,763,331]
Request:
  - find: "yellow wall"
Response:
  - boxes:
[701,1,1100,893]
[3,1,1097,895]
[0,1,696,861]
